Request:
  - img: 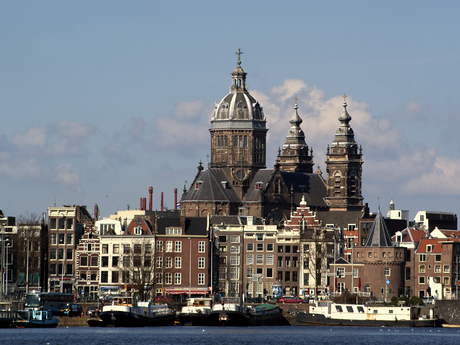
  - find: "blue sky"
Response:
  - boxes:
[1,1,459,221]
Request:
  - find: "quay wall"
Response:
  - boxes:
[435,300,460,326]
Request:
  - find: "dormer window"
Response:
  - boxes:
[195,181,203,189]
[255,182,263,190]
[221,181,229,189]
[427,245,432,252]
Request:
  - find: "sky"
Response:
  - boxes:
[1,1,459,222]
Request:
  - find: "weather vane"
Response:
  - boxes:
[236,49,243,67]
[343,93,347,103]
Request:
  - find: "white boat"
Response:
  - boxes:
[296,300,438,327]
[177,297,214,326]
[98,296,176,327]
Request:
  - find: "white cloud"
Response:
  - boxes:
[406,101,422,116]
[55,163,82,193]
[12,126,47,148]
[57,120,94,140]
[0,151,41,179]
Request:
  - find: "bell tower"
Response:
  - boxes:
[325,95,363,211]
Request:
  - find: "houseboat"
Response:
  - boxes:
[98,296,175,327]
[296,301,438,327]
[177,297,214,326]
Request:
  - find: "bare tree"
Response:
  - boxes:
[14,213,47,293]
[300,226,338,296]
[117,237,156,301]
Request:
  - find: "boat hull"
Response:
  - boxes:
[296,312,437,327]
[13,320,59,328]
[99,311,176,327]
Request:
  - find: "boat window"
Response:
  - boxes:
[373,310,378,314]
[389,310,393,314]
[357,306,364,313]
[346,306,354,312]
[335,306,343,312]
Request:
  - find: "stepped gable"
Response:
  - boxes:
[181,168,241,203]
[363,208,393,247]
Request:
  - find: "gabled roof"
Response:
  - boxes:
[416,238,445,254]
[363,209,392,247]
[392,227,427,243]
[209,215,242,226]
[181,168,241,203]
[244,169,327,207]
[124,218,153,235]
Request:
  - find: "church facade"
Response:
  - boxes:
[180,52,364,226]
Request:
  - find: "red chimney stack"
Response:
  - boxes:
[174,188,178,210]
[149,186,153,211]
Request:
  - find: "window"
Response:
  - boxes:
[134,244,142,254]
[102,256,108,267]
[427,245,432,253]
[156,257,163,268]
[124,244,130,254]
[112,256,119,267]
[80,256,88,266]
[230,236,240,243]
[219,246,227,253]
[337,267,345,278]
[166,227,182,235]
[58,218,65,229]
[256,255,264,264]
[112,271,119,283]
[247,254,254,265]
[86,243,92,251]
[80,272,87,280]
[277,257,283,268]
[123,256,130,267]
[444,265,450,273]
[91,257,98,266]
[303,273,309,285]
[155,273,163,284]
[50,218,57,229]
[443,276,450,285]
[267,243,274,252]
[50,264,56,275]
[102,244,108,254]
[219,236,227,242]
[198,241,205,253]
[198,257,205,269]
[101,271,108,283]
[66,234,73,245]
[50,249,56,260]
[285,271,291,282]
[419,254,426,262]
[352,269,358,278]
[285,257,290,267]
[246,267,253,277]
[165,257,172,268]
[266,255,274,265]
[91,273,97,281]
[156,241,163,252]
[247,243,254,251]
[435,254,441,262]
[419,276,425,284]
[58,234,65,244]
[175,241,182,252]
[257,243,264,251]
[231,246,240,254]
[58,249,64,260]
[267,268,273,278]
[434,265,441,273]
[144,256,151,268]
[50,234,56,245]
[66,248,73,260]
[337,282,344,293]
[166,241,172,252]
[198,273,205,285]
[175,257,182,269]
[165,273,172,285]
[385,267,391,276]
[113,244,119,254]
[174,273,181,285]
[285,246,291,254]
[230,267,239,280]
[230,256,240,265]
[419,265,426,273]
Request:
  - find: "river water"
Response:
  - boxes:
[1,326,459,345]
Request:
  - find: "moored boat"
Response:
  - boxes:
[98,296,176,327]
[13,310,59,328]
[177,297,213,326]
[296,300,438,327]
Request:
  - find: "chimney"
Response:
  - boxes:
[174,188,178,210]
[140,197,143,210]
[143,198,146,211]
[161,192,164,212]
[149,186,153,211]
[94,203,99,221]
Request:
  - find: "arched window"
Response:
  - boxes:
[243,136,247,147]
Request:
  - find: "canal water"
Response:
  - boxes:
[1,326,459,345]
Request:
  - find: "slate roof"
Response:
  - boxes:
[363,209,393,247]
[244,169,327,207]
[156,216,208,236]
[316,210,364,228]
[181,168,241,203]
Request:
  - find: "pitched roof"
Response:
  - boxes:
[363,209,392,247]
[181,168,241,203]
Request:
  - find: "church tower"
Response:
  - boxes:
[325,95,363,211]
[210,50,268,198]
[277,98,314,173]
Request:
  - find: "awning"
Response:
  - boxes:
[100,286,119,292]
[165,288,209,295]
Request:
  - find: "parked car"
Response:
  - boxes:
[278,296,306,304]
[59,303,83,317]
[86,305,101,316]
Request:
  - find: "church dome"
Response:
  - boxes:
[211,52,265,126]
